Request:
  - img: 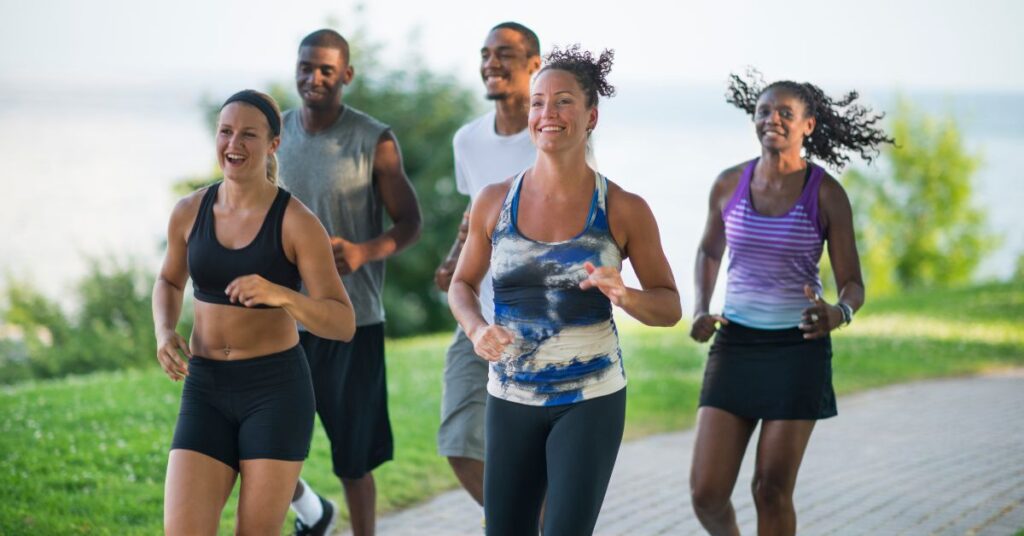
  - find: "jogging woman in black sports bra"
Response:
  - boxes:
[152,89,355,535]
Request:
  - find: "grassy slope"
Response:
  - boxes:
[1,281,1021,534]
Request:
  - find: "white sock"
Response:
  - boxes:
[291,478,323,525]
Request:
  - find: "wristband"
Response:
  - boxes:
[837,302,854,326]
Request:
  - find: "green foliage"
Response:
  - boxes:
[0,339,32,385]
[0,261,193,384]
[172,30,478,337]
[844,100,998,295]
[2,283,73,379]
[1,281,1022,533]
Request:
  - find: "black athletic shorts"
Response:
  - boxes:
[170,345,315,471]
[699,321,837,420]
[301,323,393,479]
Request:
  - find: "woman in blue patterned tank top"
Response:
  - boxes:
[449,46,681,535]
[688,71,893,535]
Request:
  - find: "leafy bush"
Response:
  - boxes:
[0,260,193,383]
[844,101,998,295]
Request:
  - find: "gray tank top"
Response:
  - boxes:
[277,106,389,327]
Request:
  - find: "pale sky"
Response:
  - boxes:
[2,0,1023,93]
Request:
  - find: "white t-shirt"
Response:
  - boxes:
[453,110,535,323]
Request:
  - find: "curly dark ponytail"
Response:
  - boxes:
[540,44,616,107]
[727,68,894,169]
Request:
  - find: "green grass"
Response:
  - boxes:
[1,280,1022,534]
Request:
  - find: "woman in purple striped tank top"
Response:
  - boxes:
[688,71,893,535]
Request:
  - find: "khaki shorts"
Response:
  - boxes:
[437,327,489,461]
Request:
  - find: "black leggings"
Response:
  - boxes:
[484,388,626,536]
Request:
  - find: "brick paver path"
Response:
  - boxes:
[349,371,1024,535]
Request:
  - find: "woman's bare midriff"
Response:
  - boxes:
[190,301,300,360]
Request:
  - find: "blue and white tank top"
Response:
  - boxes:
[489,170,625,406]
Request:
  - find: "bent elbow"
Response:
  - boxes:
[328,306,356,342]
[325,322,355,343]
[697,244,724,264]
[402,214,423,245]
[654,310,682,328]
[338,313,356,342]
[664,310,683,328]
[671,299,684,326]
[655,296,683,327]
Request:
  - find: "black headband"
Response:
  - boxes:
[221,90,281,137]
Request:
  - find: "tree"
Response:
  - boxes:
[843,100,998,295]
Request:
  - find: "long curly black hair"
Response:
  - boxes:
[727,68,894,169]
[541,44,616,107]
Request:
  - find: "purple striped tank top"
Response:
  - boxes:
[722,159,825,329]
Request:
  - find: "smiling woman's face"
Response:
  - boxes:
[754,88,815,154]
[216,102,275,179]
[528,69,597,154]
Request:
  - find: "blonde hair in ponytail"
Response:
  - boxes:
[250,91,283,185]
[267,152,279,185]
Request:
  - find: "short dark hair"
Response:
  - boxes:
[540,44,616,108]
[490,22,540,58]
[726,68,895,169]
[299,29,350,65]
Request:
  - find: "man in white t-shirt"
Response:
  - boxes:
[434,22,541,507]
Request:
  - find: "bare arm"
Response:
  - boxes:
[434,203,471,291]
[436,147,472,291]
[152,194,199,381]
[225,199,355,341]
[332,131,422,274]
[586,185,680,326]
[690,167,740,342]
[800,175,865,338]
[448,181,514,361]
[369,130,422,257]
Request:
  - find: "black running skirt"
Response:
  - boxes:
[698,321,837,420]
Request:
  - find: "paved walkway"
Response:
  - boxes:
[348,371,1024,535]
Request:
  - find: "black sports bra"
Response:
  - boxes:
[186,182,302,308]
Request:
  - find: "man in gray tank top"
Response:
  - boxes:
[276,29,421,536]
